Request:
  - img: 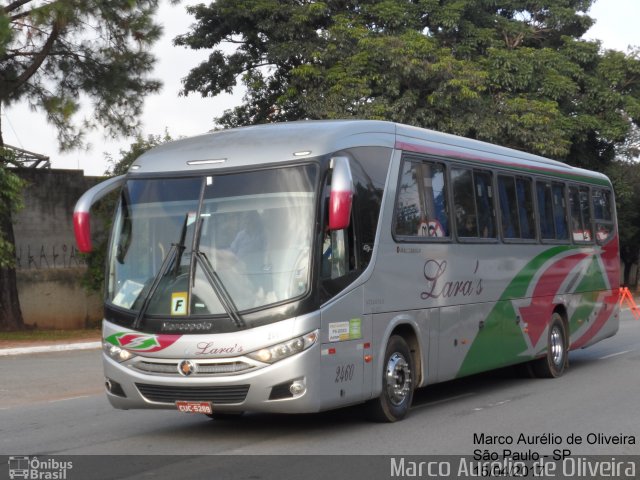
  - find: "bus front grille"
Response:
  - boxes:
[135,383,250,404]
[133,360,256,376]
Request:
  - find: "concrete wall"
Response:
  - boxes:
[13,168,105,329]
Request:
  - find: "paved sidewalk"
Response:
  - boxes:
[0,335,102,356]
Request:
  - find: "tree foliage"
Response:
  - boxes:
[104,130,173,176]
[0,0,166,330]
[1,0,164,149]
[176,0,640,165]
[177,0,640,280]
[0,148,24,268]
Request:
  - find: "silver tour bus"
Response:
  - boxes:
[74,120,620,422]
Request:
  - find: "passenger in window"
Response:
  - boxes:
[231,211,265,259]
[459,214,477,237]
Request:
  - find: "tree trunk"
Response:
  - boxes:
[0,207,25,331]
[0,111,25,330]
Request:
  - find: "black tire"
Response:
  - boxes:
[367,335,415,422]
[531,313,567,378]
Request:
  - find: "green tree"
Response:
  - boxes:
[0,0,165,330]
[104,130,173,176]
[0,10,10,56]
[176,0,639,163]
[176,0,640,276]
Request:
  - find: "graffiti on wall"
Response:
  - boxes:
[15,244,87,269]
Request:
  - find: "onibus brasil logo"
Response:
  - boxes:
[8,456,72,480]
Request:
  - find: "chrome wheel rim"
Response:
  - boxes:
[385,353,412,406]
[550,325,564,368]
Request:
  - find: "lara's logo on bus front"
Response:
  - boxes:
[194,341,244,356]
[421,259,483,300]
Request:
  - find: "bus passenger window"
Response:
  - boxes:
[579,187,593,242]
[516,178,535,239]
[537,181,567,240]
[394,159,449,238]
[452,168,476,237]
[593,188,614,243]
[552,183,568,240]
[474,171,495,238]
[498,176,519,238]
[569,186,592,243]
[453,167,495,239]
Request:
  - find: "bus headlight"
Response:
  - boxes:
[103,341,136,363]
[247,330,318,364]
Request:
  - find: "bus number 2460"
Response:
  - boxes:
[335,364,355,383]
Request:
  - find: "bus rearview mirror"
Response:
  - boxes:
[73,175,126,253]
[329,156,354,231]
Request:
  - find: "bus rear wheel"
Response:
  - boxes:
[531,313,567,378]
[367,335,414,422]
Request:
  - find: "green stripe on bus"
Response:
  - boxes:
[456,245,577,378]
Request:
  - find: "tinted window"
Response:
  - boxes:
[498,176,519,238]
[537,181,567,240]
[592,188,614,243]
[395,159,449,238]
[569,186,593,243]
[516,178,536,239]
[453,167,495,239]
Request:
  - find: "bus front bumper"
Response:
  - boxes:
[102,343,325,414]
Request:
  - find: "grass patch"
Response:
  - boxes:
[0,329,101,342]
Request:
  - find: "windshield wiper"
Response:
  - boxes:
[132,213,190,329]
[130,191,245,330]
[173,213,190,276]
[194,250,245,330]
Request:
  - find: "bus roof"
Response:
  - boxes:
[130,120,610,185]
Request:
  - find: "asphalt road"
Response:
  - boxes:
[1,311,639,479]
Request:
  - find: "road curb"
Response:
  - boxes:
[0,341,101,357]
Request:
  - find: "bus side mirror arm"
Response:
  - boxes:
[74,175,126,253]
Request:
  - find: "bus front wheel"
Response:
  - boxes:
[367,335,414,422]
[531,313,567,378]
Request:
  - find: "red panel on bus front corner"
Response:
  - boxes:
[73,211,92,253]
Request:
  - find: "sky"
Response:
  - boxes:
[2,0,639,176]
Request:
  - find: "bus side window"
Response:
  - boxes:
[516,178,535,239]
[552,183,568,240]
[579,187,593,242]
[453,167,495,239]
[321,199,356,281]
[395,160,423,236]
[394,158,449,238]
[474,170,495,238]
[498,175,519,238]
[537,182,555,240]
[593,188,614,243]
[452,168,477,237]
[569,185,593,243]
[500,175,535,241]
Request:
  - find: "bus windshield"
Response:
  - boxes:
[107,164,317,318]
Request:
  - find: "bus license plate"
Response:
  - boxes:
[175,401,212,414]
